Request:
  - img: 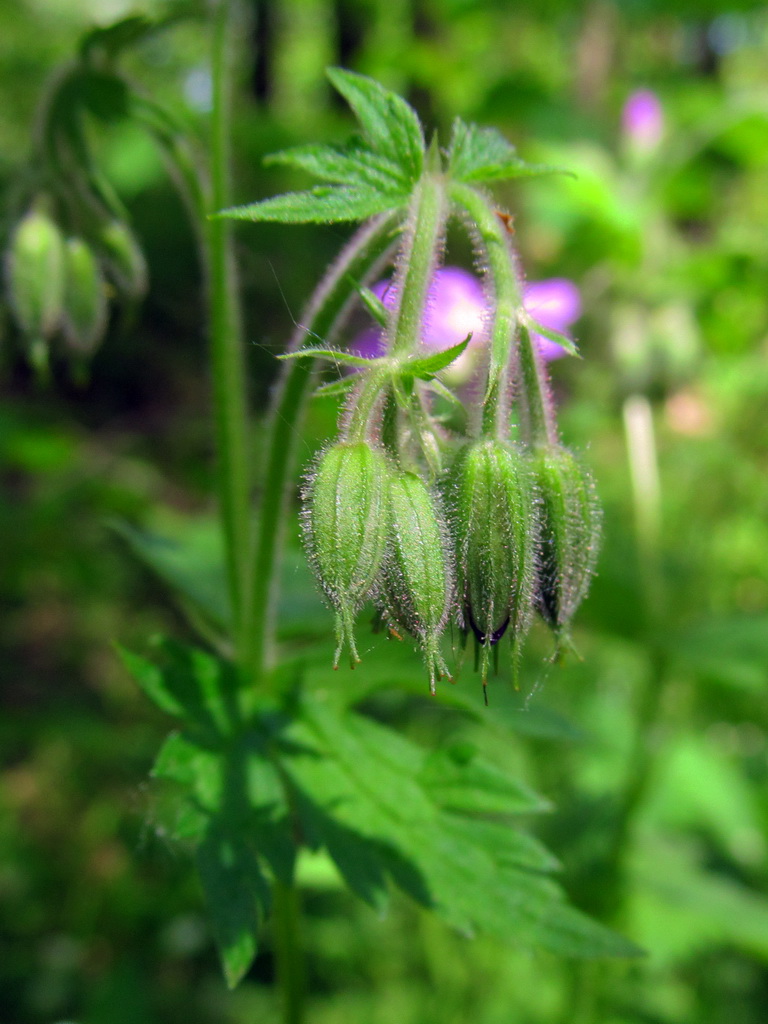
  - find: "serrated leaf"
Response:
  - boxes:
[403,333,472,379]
[218,185,402,224]
[522,315,580,357]
[196,823,271,988]
[327,68,424,183]
[448,118,567,184]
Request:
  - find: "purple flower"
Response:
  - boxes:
[352,267,488,361]
[622,89,664,153]
[523,278,581,361]
[352,267,580,365]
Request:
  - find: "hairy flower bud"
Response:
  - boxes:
[5,208,65,351]
[531,445,601,644]
[95,219,147,298]
[61,237,108,355]
[447,439,536,694]
[303,441,390,667]
[381,472,452,694]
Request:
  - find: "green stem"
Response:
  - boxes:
[388,170,446,357]
[273,880,305,1024]
[206,0,252,662]
[449,183,531,440]
[246,212,401,680]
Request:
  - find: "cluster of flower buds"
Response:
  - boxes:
[3,195,146,373]
[285,121,601,701]
[299,270,600,701]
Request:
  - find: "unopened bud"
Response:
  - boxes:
[381,472,452,694]
[95,219,147,297]
[5,208,65,352]
[531,445,601,644]
[303,441,390,667]
[61,237,108,355]
[448,439,536,690]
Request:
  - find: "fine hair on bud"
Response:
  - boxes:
[530,444,602,645]
[446,438,537,692]
[301,440,391,668]
[379,471,453,695]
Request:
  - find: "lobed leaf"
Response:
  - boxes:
[196,823,271,989]
[278,696,639,957]
[326,68,425,183]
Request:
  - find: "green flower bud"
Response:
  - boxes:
[61,237,108,355]
[381,472,452,695]
[447,439,536,693]
[95,219,147,298]
[531,445,601,645]
[303,441,390,668]
[5,208,65,352]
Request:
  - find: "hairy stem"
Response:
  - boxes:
[388,168,447,357]
[449,183,536,440]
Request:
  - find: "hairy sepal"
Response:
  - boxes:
[447,440,537,687]
[381,472,453,694]
[302,442,391,667]
[530,445,602,643]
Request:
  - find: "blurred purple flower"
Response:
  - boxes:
[622,89,664,152]
[523,278,582,361]
[352,267,580,364]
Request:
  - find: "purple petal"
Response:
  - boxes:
[421,267,488,350]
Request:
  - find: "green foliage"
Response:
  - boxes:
[122,636,639,985]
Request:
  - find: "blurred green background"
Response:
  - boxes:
[2,0,768,1021]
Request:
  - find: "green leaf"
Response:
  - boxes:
[522,315,580,357]
[419,743,550,815]
[312,375,359,400]
[218,185,402,224]
[326,68,424,183]
[402,333,472,379]
[119,638,238,735]
[447,118,567,184]
[265,143,407,195]
[357,284,389,327]
[279,696,638,957]
[111,518,230,631]
[277,346,382,368]
[196,823,271,989]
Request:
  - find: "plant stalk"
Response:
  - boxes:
[388,171,446,357]
[206,0,252,664]
[273,880,306,1024]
